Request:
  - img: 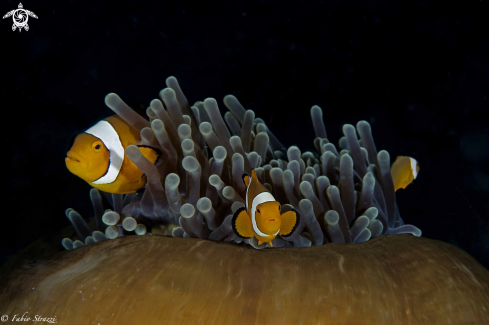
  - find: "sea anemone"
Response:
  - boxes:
[62,76,421,250]
[5,78,487,325]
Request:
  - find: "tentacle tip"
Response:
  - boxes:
[340,152,352,160]
[310,105,322,113]
[203,97,217,105]
[166,76,177,84]
[125,145,141,158]
[378,150,390,160]
[160,87,176,98]
[150,118,164,130]
[342,124,355,133]
[150,98,162,107]
[104,93,121,106]
[357,120,371,130]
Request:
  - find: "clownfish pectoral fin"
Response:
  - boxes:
[258,240,264,245]
[137,145,162,165]
[269,241,273,247]
[242,172,251,187]
[232,207,254,238]
[279,209,300,237]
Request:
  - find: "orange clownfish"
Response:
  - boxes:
[391,156,420,191]
[65,114,160,194]
[232,169,300,247]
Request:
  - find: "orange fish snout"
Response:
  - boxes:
[65,150,87,169]
[65,151,81,163]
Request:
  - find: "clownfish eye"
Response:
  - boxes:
[92,141,103,151]
[257,208,261,214]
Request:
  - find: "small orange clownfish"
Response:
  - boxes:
[65,114,160,194]
[390,156,420,191]
[232,170,300,247]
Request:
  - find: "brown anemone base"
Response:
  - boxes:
[0,235,488,325]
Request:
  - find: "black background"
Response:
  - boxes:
[1,0,488,268]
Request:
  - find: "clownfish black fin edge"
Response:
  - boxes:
[279,208,301,238]
[136,187,145,195]
[136,145,162,165]
[232,206,253,239]
[241,172,250,186]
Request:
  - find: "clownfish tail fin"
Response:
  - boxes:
[137,145,162,165]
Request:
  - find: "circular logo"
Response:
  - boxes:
[1,315,8,322]
[13,9,28,28]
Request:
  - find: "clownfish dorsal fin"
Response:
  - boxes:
[137,145,162,165]
[249,169,269,194]
[242,173,251,187]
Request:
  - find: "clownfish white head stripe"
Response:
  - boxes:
[85,120,124,184]
[250,192,280,237]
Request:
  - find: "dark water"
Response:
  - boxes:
[1,0,488,269]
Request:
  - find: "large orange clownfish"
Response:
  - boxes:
[65,115,160,194]
[232,169,300,247]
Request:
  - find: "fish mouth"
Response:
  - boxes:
[65,154,80,163]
